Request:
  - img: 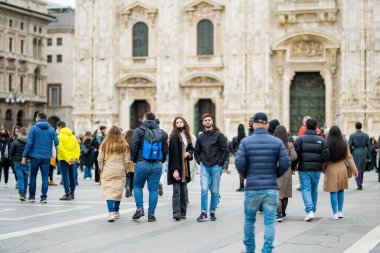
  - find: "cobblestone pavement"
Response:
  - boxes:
[0,166,379,253]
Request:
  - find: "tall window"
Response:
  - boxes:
[132,22,148,57]
[33,38,37,58]
[48,84,61,106]
[20,22,24,30]
[8,75,12,91]
[57,55,62,62]
[34,68,40,95]
[21,40,24,54]
[20,76,24,93]
[57,37,62,46]
[9,38,13,52]
[9,19,12,28]
[47,55,52,63]
[47,38,52,46]
[197,19,214,55]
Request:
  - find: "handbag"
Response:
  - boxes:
[344,160,352,178]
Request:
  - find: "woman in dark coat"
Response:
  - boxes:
[82,131,94,180]
[167,116,194,220]
[90,129,102,183]
[230,124,246,192]
[0,129,12,187]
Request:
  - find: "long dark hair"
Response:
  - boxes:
[326,125,347,162]
[237,124,246,145]
[274,125,289,149]
[169,116,192,146]
[125,129,134,146]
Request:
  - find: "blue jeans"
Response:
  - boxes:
[244,190,278,253]
[300,171,321,213]
[60,161,76,195]
[133,161,162,215]
[200,164,222,213]
[74,162,78,184]
[84,165,92,179]
[106,200,120,213]
[29,158,50,200]
[330,190,344,214]
[14,162,30,195]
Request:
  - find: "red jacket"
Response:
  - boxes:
[297,124,322,137]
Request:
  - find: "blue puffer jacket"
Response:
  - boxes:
[22,120,59,159]
[235,128,291,191]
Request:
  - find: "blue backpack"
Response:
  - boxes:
[141,127,163,161]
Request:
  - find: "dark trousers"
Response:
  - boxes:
[355,172,364,187]
[0,160,10,183]
[94,161,100,183]
[60,161,76,195]
[49,165,54,181]
[172,182,187,215]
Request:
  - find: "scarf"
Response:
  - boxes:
[180,131,189,183]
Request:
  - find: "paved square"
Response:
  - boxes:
[0,167,379,253]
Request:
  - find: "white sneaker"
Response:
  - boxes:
[304,211,315,221]
[107,212,115,222]
[332,213,339,220]
[114,212,121,219]
[5,183,9,188]
[338,211,344,219]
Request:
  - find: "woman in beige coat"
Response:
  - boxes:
[98,126,129,222]
[323,126,358,220]
[274,125,298,222]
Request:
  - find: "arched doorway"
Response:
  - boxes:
[48,116,60,129]
[290,72,325,135]
[130,100,150,129]
[4,109,14,132]
[17,110,25,127]
[194,99,215,135]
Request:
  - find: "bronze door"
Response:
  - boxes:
[194,99,215,135]
[130,100,150,129]
[290,72,325,136]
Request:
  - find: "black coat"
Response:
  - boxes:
[294,130,330,172]
[90,137,101,164]
[167,134,194,185]
[9,138,27,163]
[194,126,229,167]
[0,137,11,164]
[81,139,94,167]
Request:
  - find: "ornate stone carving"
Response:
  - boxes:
[185,0,224,24]
[121,2,157,28]
[127,87,156,98]
[182,76,222,87]
[292,40,323,58]
[118,77,155,88]
[275,0,338,25]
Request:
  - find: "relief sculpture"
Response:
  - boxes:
[292,40,323,58]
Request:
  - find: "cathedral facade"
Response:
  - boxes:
[73,0,380,138]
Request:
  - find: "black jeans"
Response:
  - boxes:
[0,160,10,183]
[49,165,55,181]
[172,182,187,215]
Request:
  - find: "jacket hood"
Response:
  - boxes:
[203,125,220,135]
[16,136,28,143]
[59,127,73,136]
[142,120,159,130]
[36,120,51,130]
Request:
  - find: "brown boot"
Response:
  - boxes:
[49,180,57,186]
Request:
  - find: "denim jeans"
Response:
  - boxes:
[60,161,76,195]
[84,165,92,179]
[330,190,344,214]
[14,162,30,195]
[29,158,50,200]
[200,164,222,213]
[244,190,278,253]
[106,200,120,213]
[299,171,321,213]
[133,160,162,215]
[74,162,78,184]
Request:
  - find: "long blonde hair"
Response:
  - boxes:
[100,126,128,154]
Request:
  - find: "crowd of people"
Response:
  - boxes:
[0,111,378,253]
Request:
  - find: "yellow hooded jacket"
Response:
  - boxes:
[57,127,80,163]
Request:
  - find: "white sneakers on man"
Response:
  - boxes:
[114,212,121,219]
[304,211,315,221]
[332,213,339,220]
[338,211,344,219]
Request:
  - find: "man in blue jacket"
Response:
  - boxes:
[22,112,58,203]
[235,112,291,253]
